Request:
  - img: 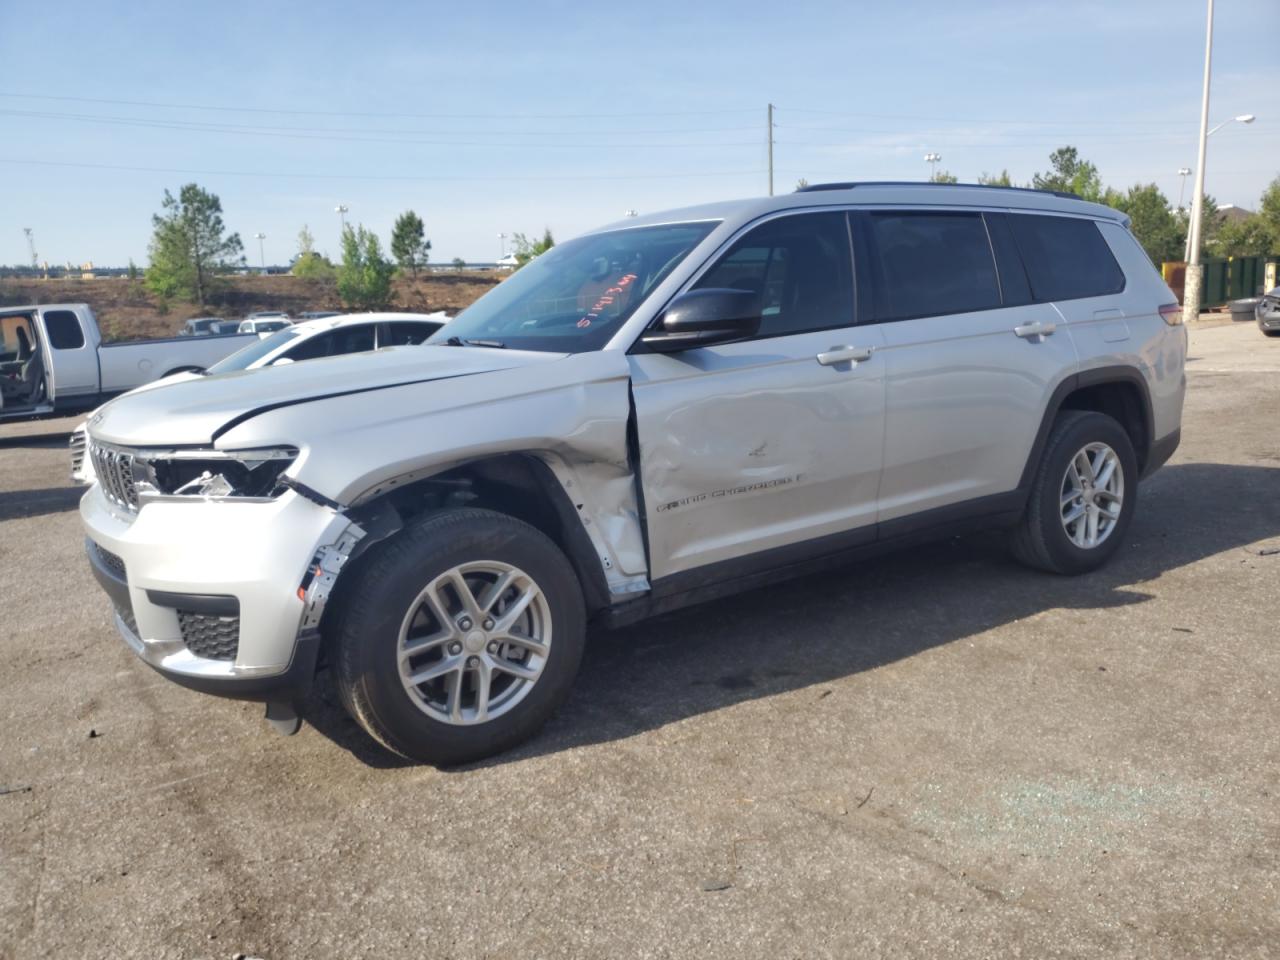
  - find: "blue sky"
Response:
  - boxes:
[1,0,1276,267]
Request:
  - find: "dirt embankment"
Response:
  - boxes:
[0,272,502,341]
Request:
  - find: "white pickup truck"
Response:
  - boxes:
[0,303,255,421]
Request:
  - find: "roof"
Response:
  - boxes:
[288,311,450,336]
[593,182,1128,235]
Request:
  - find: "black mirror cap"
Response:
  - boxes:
[641,288,762,353]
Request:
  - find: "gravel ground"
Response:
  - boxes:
[1,321,1277,959]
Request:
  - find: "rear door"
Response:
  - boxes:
[629,210,886,582]
[854,208,1077,526]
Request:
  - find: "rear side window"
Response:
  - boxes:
[865,212,1001,321]
[693,211,854,338]
[284,324,375,362]
[386,321,441,346]
[44,310,86,349]
[1008,214,1125,301]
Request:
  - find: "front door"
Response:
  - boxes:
[629,211,886,583]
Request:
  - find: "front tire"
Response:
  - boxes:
[1010,410,1138,575]
[333,508,585,765]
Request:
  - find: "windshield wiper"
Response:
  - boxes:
[444,336,507,349]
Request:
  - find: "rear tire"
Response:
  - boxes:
[1010,410,1138,575]
[333,508,585,765]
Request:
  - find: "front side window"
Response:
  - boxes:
[1009,214,1125,302]
[865,212,1001,321]
[44,310,86,349]
[692,212,855,338]
[428,221,718,353]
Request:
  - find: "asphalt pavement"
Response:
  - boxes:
[1,320,1277,959]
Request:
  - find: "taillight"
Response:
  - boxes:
[1159,303,1183,326]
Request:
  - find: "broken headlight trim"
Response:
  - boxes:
[135,447,299,502]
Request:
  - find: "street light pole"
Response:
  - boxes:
[1183,0,1214,325]
[253,232,266,272]
[334,204,349,234]
[497,232,507,260]
[924,152,941,182]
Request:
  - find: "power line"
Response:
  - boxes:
[0,91,759,121]
[0,109,763,149]
[0,156,764,183]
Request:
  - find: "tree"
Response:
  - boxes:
[1032,147,1103,201]
[1209,215,1275,258]
[977,170,1014,187]
[336,224,395,309]
[795,177,810,190]
[512,228,555,268]
[451,257,467,270]
[390,210,431,275]
[145,183,243,306]
[932,170,959,184]
[1106,184,1183,264]
[292,224,335,279]
[1257,176,1280,253]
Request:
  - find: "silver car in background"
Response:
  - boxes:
[78,182,1186,765]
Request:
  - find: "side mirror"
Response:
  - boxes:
[641,288,762,353]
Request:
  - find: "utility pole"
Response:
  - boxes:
[253,232,266,272]
[335,204,349,235]
[497,232,507,260]
[22,228,37,272]
[767,103,775,197]
[1184,0,1214,324]
[1176,167,1192,210]
[924,152,942,182]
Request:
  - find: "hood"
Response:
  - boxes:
[89,344,565,447]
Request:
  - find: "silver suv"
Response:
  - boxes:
[80,183,1186,764]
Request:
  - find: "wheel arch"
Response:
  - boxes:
[1019,366,1155,491]
[339,452,615,619]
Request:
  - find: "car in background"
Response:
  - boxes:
[238,317,294,336]
[209,311,449,373]
[1256,287,1279,337]
[298,311,342,320]
[70,311,450,482]
[178,317,230,336]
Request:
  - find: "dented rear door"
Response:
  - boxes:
[628,210,886,582]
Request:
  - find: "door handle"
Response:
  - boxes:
[816,345,874,366]
[1013,321,1057,340]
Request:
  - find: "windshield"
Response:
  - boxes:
[207,327,301,373]
[428,221,718,352]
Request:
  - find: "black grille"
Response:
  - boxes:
[178,611,240,661]
[95,544,127,581]
[89,442,139,510]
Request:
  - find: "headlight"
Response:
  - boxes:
[137,447,299,502]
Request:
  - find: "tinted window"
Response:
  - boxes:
[693,212,854,338]
[207,328,301,373]
[386,320,442,346]
[866,212,1001,321]
[44,310,86,349]
[283,324,376,362]
[1008,214,1125,301]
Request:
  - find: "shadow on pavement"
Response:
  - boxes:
[0,486,83,522]
[0,432,72,450]
[301,462,1280,769]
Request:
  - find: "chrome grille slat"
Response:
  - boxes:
[89,441,140,510]
[69,430,87,474]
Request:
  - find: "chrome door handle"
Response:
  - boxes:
[816,345,874,366]
[1013,321,1057,340]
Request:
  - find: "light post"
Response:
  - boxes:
[1177,167,1192,210]
[624,209,638,217]
[252,232,266,272]
[1183,113,1255,260]
[924,152,941,182]
[497,232,507,260]
[334,204,349,235]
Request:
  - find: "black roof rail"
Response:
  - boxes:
[794,181,1082,201]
